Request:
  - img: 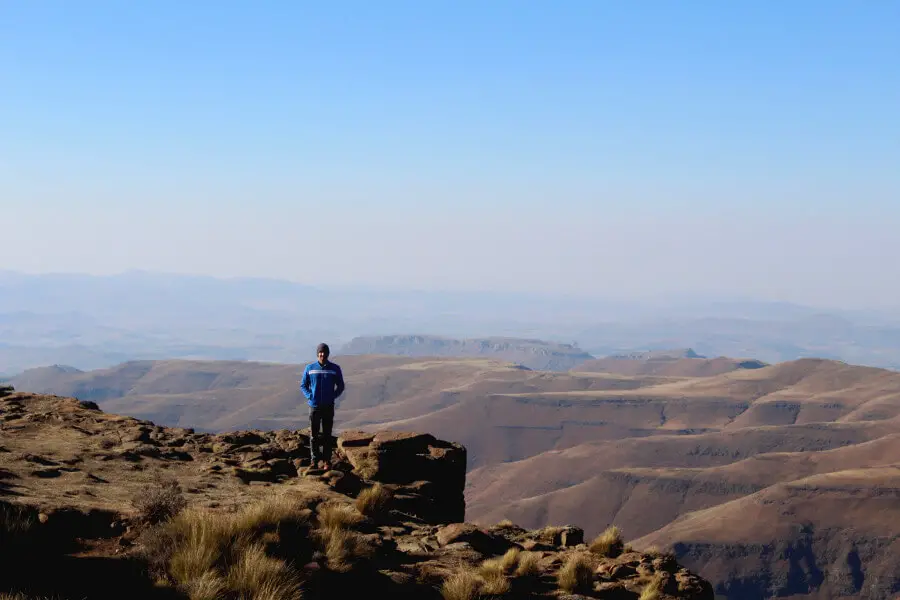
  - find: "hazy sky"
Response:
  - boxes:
[2,1,898,308]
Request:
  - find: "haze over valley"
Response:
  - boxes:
[4,271,900,377]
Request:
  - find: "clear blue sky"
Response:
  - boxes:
[2,1,898,307]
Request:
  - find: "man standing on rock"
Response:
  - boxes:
[300,342,345,469]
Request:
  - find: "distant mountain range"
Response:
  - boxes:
[3,270,900,376]
[339,334,593,371]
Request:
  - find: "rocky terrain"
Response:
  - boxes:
[0,387,712,600]
[11,357,900,599]
[339,335,595,371]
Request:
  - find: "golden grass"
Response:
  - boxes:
[495,518,515,528]
[235,493,313,532]
[479,567,510,595]
[182,571,226,600]
[639,572,666,600]
[556,552,594,594]
[497,547,522,573]
[313,525,375,573]
[514,551,542,577]
[440,570,482,600]
[225,543,302,599]
[142,492,311,600]
[589,525,624,558]
[354,483,393,517]
[476,557,510,595]
[316,502,363,531]
[353,452,380,480]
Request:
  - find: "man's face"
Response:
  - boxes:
[317,350,327,363]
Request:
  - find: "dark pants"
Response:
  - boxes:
[309,404,335,464]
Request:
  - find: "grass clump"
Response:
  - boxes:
[313,527,374,573]
[139,492,311,600]
[440,570,483,600]
[354,483,392,517]
[311,500,374,573]
[556,552,594,594]
[589,525,624,558]
[514,551,542,577]
[315,502,363,531]
[639,572,666,600]
[476,550,519,595]
[132,474,187,525]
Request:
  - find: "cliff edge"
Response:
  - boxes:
[0,389,713,600]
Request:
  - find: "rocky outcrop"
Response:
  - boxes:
[338,430,466,524]
[0,392,713,600]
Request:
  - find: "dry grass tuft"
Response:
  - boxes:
[225,543,302,599]
[639,572,666,600]
[353,452,380,480]
[498,547,522,573]
[589,525,624,558]
[132,474,187,525]
[316,502,364,530]
[495,518,515,528]
[182,570,227,600]
[354,483,393,517]
[234,493,313,533]
[479,567,510,595]
[440,570,483,600]
[314,527,375,573]
[557,552,594,594]
[476,554,513,594]
[139,492,310,600]
[514,551,542,577]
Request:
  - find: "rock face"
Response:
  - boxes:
[0,392,713,600]
[338,430,466,524]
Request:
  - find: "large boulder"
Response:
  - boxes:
[338,430,466,524]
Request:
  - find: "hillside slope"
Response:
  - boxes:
[572,356,768,377]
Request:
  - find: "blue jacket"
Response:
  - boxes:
[300,360,345,408]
